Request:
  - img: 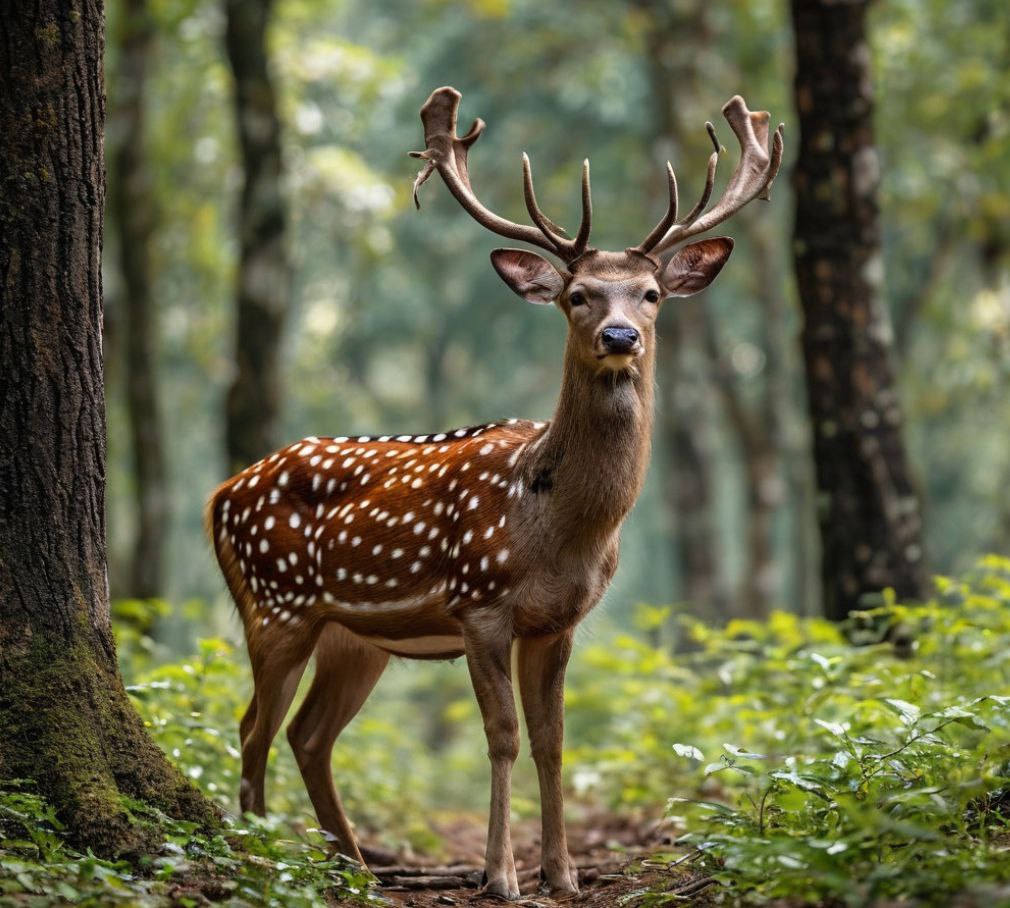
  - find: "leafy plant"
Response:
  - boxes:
[0,780,382,906]
[567,556,1010,905]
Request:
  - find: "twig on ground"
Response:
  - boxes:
[372,864,479,878]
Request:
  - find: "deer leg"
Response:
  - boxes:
[462,620,521,900]
[239,693,258,748]
[517,631,578,895]
[286,624,388,863]
[239,626,317,816]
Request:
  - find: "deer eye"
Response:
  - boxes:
[569,291,586,307]
[644,289,660,303]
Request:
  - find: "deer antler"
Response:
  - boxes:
[635,96,784,257]
[411,87,593,263]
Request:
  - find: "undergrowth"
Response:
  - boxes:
[568,555,1010,905]
[0,781,380,906]
[6,556,1010,905]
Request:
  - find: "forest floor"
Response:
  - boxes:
[354,811,714,907]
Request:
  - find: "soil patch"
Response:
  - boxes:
[355,811,715,907]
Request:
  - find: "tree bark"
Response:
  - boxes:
[701,294,782,620]
[223,0,291,474]
[641,0,728,620]
[108,0,168,598]
[661,304,727,619]
[790,0,928,619]
[0,0,216,855]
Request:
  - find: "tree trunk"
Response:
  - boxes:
[701,299,781,620]
[641,1,728,620]
[223,0,290,474]
[0,0,216,855]
[790,0,928,619]
[661,304,727,619]
[109,0,168,598]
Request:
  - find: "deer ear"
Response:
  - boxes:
[659,237,735,297]
[490,249,566,304]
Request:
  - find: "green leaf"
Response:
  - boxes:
[769,771,828,794]
[884,698,921,725]
[938,705,988,730]
[723,744,766,759]
[815,718,847,737]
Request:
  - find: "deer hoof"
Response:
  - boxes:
[479,870,520,901]
[539,864,579,896]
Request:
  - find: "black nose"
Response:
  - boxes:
[600,326,640,354]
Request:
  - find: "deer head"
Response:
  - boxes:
[411,87,783,375]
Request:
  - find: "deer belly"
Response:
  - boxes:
[330,597,465,657]
[359,633,465,659]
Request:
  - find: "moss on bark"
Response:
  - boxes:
[0,615,218,857]
[1,0,221,860]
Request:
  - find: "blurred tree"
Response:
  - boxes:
[108,0,169,598]
[872,0,1010,573]
[640,0,797,619]
[223,0,291,473]
[790,0,928,619]
[638,0,728,620]
[91,0,1006,617]
[702,234,786,619]
[0,0,214,852]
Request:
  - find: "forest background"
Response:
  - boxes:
[103,0,1010,868]
[3,0,1010,904]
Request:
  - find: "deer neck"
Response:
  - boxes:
[526,339,655,545]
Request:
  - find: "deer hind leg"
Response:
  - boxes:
[239,621,318,816]
[462,617,521,900]
[286,623,388,863]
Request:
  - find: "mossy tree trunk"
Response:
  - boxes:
[223,0,291,475]
[790,0,928,620]
[0,0,217,856]
[109,0,169,599]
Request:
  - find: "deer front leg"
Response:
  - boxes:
[462,619,521,900]
[517,631,578,895]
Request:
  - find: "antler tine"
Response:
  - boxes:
[570,159,593,259]
[410,86,563,256]
[633,161,678,255]
[523,154,593,260]
[648,96,784,256]
[759,123,784,201]
[522,153,569,245]
[635,124,717,256]
[676,122,721,227]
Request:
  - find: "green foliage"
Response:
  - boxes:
[11,562,1010,903]
[566,556,1010,904]
[0,781,381,906]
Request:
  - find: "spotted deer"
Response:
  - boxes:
[207,86,782,899]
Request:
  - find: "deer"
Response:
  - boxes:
[206,86,782,899]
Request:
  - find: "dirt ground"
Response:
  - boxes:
[354,812,715,907]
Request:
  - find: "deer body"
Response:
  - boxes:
[208,88,782,899]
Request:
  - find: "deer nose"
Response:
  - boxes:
[600,326,640,354]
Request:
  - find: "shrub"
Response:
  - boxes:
[567,555,1010,905]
